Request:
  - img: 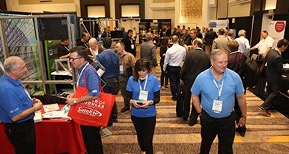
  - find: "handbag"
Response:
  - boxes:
[68,71,116,126]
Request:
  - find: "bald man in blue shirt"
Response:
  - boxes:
[0,56,42,154]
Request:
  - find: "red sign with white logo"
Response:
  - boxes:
[275,21,285,33]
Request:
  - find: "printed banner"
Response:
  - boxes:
[268,21,286,48]
[208,20,229,31]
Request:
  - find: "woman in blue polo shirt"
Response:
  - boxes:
[126,58,160,154]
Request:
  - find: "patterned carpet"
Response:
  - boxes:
[102,46,289,154]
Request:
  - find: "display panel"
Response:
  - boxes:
[0,16,43,94]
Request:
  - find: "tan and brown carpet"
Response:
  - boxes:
[102,46,289,154]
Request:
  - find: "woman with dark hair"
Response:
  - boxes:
[159,37,169,90]
[126,58,160,154]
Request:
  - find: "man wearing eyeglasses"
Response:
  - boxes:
[66,46,103,154]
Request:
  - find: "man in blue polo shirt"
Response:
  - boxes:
[0,56,42,154]
[191,49,247,154]
[66,46,103,154]
[97,38,120,126]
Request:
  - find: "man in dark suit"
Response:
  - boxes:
[184,28,197,51]
[204,27,217,55]
[259,39,289,117]
[122,29,136,57]
[180,38,210,125]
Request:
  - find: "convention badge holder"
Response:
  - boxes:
[212,99,223,113]
[139,90,148,101]
[119,65,124,74]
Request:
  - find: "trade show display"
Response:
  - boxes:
[0,12,77,95]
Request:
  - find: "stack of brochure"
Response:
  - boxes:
[34,111,42,123]
[42,104,71,120]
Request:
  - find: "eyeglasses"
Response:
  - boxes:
[69,57,83,61]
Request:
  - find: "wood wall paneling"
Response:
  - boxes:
[115,0,145,19]
[80,0,110,18]
[275,0,289,14]
[0,0,7,10]
[19,0,74,5]
[250,0,265,16]
[217,0,228,19]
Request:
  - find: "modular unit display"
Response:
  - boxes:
[0,13,77,95]
[0,17,43,94]
[139,19,171,43]
[44,40,61,93]
[139,21,148,43]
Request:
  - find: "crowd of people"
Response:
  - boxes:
[1,24,289,154]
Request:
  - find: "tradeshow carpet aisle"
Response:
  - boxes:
[101,45,289,154]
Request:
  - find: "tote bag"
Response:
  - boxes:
[68,72,116,126]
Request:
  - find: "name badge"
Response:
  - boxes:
[212,99,223,113]
[119,65,123,74]
[131,44,135,49]
[139,90,148,101]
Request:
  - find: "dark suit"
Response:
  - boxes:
[122,36,136,56]
[180,48,210,122]
[228,51,247,133]
[204,31,217,55]
[261,49,283,110]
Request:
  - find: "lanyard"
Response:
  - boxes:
[213,80,223,99]
[20,84,31,99]
[138,75,148,91]
[77,63,89,86]
[64,46,69,51]
[83,42,89,48]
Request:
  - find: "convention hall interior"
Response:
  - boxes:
[1,0,289,153]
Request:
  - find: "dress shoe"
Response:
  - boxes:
[161,86,166,90]
[121,107,130,113]
[258,106,271,117]
[236,126,246,137]
[188,120,198,126]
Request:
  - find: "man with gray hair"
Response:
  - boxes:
[164,35,186,100]
[235,29,250,56]
[88,37,99,61]
[0,56,42,154]
[180,38,210,123]
[115,42,136,113]
[212,28,230,53]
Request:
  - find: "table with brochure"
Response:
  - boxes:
[0,104,86,154]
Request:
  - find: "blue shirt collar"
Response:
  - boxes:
[208,66,228,81]
[2,74,22,86]
[78,62,89,74]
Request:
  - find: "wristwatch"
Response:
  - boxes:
[73,99,77,105]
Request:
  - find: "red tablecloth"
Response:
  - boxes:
[0,105,86,154]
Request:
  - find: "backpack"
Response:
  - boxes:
[244,57,259,87]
